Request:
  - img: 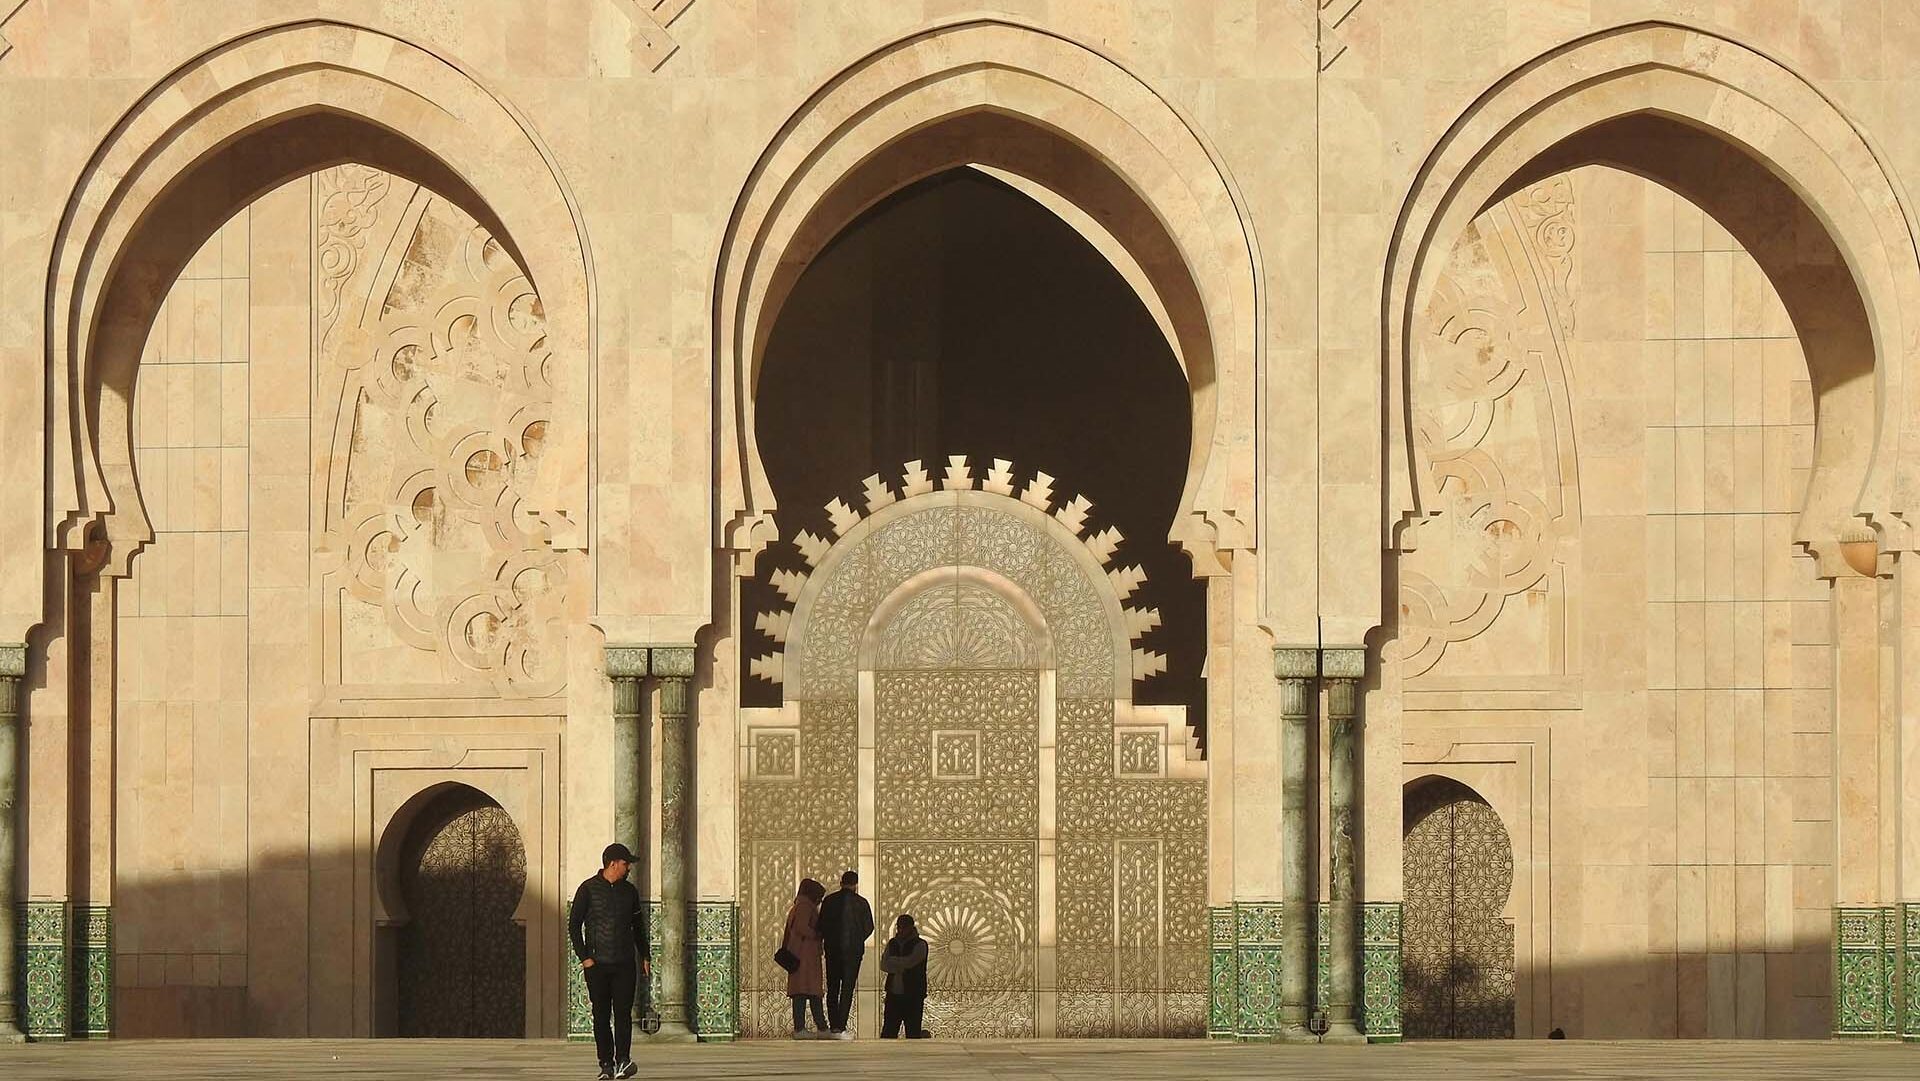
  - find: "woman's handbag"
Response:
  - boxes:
[773,946,800,973]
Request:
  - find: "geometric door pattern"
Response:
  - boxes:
[1402,778,1515,1039]
[739,473,1207,1038]
[397,796,528,1037]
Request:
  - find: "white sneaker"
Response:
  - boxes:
[791,1029,813,1040]
[831,1030,853,1041]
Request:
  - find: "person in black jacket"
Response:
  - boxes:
[570,843,652,1080]
[815,869,874,1038]
[878,913,929,1039]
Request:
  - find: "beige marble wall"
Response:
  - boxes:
[115,210,254,1035]
[1398,165,1838,1037]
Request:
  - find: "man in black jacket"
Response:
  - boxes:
[570,843,652,1079]
[815,869,875,1038]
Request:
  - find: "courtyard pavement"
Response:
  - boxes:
[2,1038,1916,1080]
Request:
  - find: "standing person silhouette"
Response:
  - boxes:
[570,843,652,1080]
[878,913,930,1039]
[782,878,830,1037]
[816,870,874,1038]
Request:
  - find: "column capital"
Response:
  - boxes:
[1320,646,1367,682]
[644,646,697,679]
[605,644,697,680]
[0,643,23,680]
[1273,646,1318,681]
[605,645,650,680]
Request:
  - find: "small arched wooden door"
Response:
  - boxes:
[1402,777,1515,1039]
[396,786,528,1037]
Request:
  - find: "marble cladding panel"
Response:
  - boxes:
[1633,179,1824,1040]
[119,210,252,985]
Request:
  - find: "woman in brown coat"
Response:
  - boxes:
[782,878,829,1037]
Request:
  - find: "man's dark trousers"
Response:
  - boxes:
[826,951,862,1032]
[584,962,637,1067]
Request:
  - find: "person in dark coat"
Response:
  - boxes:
[570,843,652,1080]
[816,869,875,1038]
[878,913,930,1039]
[782,878,829,1037]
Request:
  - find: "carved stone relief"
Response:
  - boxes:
[315,168,576,698]
[1399,180,1582,680]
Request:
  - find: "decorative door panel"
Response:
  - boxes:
[740,476,1210,1037]
[1403,784,1515,1039]
[878,841,1037,1038]
[397,802,527,1037]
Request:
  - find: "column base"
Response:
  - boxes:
[1277,1024,1317,1043]
[642,1020,699,1044]
[0,1023,24,1043]
[1322,1020,1366,1044]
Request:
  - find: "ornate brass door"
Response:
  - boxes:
[874,662,1041,1038]
[738,486,1210,1038]
[397,798,527,1037]
[1402,780,1515,1039]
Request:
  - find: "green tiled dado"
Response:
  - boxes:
[1902,904,1919,1043]
[1206,906,1236,1039]
[1231,902,1283,1039]
[69,906,111,1039]
[645,900,665,1025]
[691,902,737,1041]
[21,901,69,1041]
[565,901,591,1041]
[1834,906,1896,1039]
[1316,900,1331,1010]
[1360,902,1402,1042]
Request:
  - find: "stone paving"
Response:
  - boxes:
[1,1039,1916,1080]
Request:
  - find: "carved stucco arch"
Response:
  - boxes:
[714,18,1263,577]
[1385,21,1920,571]
[46,20,594,574]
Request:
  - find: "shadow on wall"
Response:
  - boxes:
[102,791,571,1039]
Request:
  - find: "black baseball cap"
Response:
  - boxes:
[603,843,637,866]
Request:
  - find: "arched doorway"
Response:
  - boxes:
[1402,777,1514,1039]
[738,481,1207,1039]
[394,785,529,1037]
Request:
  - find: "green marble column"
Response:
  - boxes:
[1273,647,1317,1042]
[583,645,652,1043]
[1322,647,1366,1044]
[0,643,23,1042]
[647,646,698,1043]
[604,647,650,870]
